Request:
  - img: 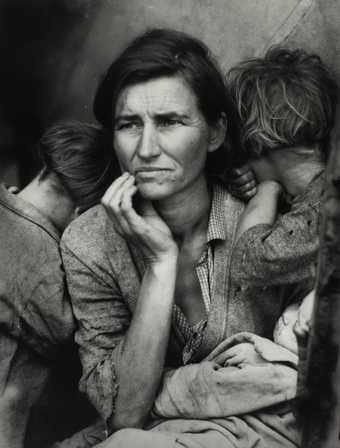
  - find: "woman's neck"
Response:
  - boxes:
[154,175,211,244]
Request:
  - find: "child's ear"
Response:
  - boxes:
[208,113,227,153]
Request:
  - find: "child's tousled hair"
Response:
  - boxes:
[39,121,118,211]
[228,47,338,161]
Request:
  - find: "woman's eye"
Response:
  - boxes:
[117,122,140,131]
[158,118,181,128]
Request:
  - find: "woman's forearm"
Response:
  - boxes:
[109,254,178,432]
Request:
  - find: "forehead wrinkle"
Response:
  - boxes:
[116,78,196,118]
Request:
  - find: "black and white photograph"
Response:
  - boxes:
[1,1,340,447]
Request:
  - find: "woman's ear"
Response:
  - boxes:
[208,113,228,153]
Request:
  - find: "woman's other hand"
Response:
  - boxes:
[228,165,257,202]
[102,172,178,264]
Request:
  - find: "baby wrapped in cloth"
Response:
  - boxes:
[98,293,313,448]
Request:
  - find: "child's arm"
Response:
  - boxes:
[231,175,323,287]
[235,180,282,242]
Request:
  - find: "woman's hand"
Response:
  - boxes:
[228,165,257,201]
[101,172,178,264]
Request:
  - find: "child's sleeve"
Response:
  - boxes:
[231,199,320,286]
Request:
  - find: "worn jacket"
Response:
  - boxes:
[0,185,96,448]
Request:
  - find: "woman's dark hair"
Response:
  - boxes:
[39,121,118,211]
[228,47,338,160]
[94,28,235,175]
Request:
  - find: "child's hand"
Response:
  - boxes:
[217,342,264,367]
[228,165,257,201]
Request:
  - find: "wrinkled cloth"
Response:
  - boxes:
[153,332,298,419]
[97,335,300,448]
[61,183,314,423]
[97,411,299,448]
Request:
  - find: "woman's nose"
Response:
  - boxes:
[136,124,161,159]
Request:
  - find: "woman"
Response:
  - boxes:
[61,30,312,447]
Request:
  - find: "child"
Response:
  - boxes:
[227,47,338,290]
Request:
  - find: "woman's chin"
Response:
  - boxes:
[137,183,174,201]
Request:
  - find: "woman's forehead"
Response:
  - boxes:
[114,76,200,117]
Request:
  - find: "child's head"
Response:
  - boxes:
[38,121,117,213]
[228,47,338,162]
[273,290,315,354]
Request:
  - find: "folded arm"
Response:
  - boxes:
[153,333,298,419]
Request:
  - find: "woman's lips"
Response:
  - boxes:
[135,167,170,173]
[134,168,171,181]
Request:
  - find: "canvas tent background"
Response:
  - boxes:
[0,1,340,445]
[1,0,339,186]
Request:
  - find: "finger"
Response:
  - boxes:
[121,193,150,233]
[214,348,237,365]
[231,180,257,192]
[102,175,135,214]
[224,356,241,367]
[229,173,256,187]
[229,165,253,178]
[112,182,138,232]
[102,176,136,235]
[214,353,231,365]
[243,187,257,199]
[119,185,142,234]
[101,172,131,204]
[230,186,257,201]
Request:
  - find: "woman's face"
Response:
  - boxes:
[113,75,221,201]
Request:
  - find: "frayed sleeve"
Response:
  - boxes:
[231,202,319,286]
[61,240,130,422]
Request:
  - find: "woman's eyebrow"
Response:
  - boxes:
[154,112,190,120]
[114,114,140,123]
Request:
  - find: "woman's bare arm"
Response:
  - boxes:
[102,173,179,432]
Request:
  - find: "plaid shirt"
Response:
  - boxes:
[172,184,228,363]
